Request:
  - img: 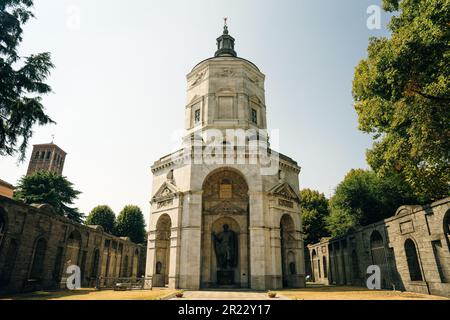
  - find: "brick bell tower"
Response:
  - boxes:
[26,142,67,176]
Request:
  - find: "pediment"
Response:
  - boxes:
[152,181,179,203]
[250,95,261,104]
[395,205,421,217]
[189,94,201,104]
[268,182,300,203]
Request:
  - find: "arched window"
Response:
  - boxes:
[30,238,47,280]
[405,239,423,281]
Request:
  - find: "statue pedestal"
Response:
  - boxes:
[217,270,234,285]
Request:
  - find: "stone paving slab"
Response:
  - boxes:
[170,290,290,300]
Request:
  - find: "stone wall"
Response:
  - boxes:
[307,197,450,297]
[0,196,145,293]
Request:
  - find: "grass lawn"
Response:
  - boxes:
[0,288,176,300]
[278,285,449,300]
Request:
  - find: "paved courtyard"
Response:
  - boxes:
[170,290,289,300]
[169,286,449,300]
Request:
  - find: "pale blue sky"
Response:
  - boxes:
[1,0,392,223]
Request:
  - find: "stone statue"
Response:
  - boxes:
[212,224,237,269]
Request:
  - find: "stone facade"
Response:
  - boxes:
[145,25,306,290]
[0,196,145,293]
[307,197,450,297]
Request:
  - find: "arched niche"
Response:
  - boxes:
[322,255,328,279]
[153,214,171,286]
[91,248,100,279]
[65,230,82,267]
[370,230,388,288]
[404,238,423,281]
[201,168,249,288]
[29,238,47,281]
[280,214,297,287]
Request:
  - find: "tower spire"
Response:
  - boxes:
[215,18,236,57]
[223,17,229,34]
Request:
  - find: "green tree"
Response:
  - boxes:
[115,205,146,244]
[14,171,83,223]
[0,0,55,160]
[326,169,417,237]
[85,205,116,233]
[299,189,330,245]
[352,0,450,202]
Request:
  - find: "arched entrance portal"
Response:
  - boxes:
[153,214,171,287]
[280,214,297,287]
[201,168,249,288]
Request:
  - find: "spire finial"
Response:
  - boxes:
[223,17,229,35]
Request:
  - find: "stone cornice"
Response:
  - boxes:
[151,147,301,174]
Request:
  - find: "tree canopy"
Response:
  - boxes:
[0,0,54,160]
[115,205,146,244]
[352,0,450,202]
[14,171,83,223]
[299,189,330,245]
[85,205,116,233]
[326,169,417,237]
